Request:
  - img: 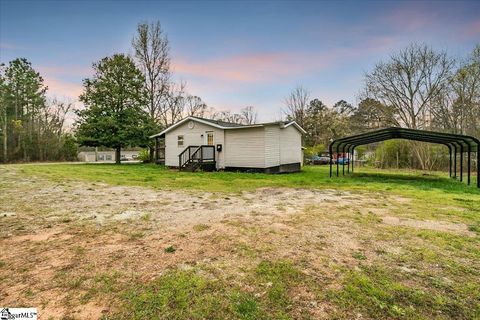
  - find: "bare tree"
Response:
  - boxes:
[185,95,208,118]
[212,106,258,125]
[364,43,455,169]
[240,106,257,124]
[283,86,310,128]
[132,21,170,161]
[212,110,244,124]
[132,21,170,120]
[432,44,480,136]
[38,98,74,161]
[160,81,187,127]
[365,43,454,129]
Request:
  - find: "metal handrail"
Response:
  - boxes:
[178,145,215,170]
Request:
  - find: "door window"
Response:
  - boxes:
[206,132,214,145]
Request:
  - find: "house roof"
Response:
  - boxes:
[150,116,306,138]
[189,116,246,128]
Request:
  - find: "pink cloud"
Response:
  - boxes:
[37,64,92,101]
[172,47,360,86]
[44,77,83,100]
[462,20,480,38]
[383,4,440,32]
[0,42,19,49]
[37,64,92,78]
[171,35,396,90]
[172,52,304,83]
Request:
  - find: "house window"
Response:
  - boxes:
[106,154,112,161]
[177,135,184,147]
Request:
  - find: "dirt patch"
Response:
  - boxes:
[1,165,477,319]
[382,216,475,236]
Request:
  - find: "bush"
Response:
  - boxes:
[375,140,412,168]
[374,140,450,170]
[137,148,150,163]
[60,134,79,161]
[304,144,326,158]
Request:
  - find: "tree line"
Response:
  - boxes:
[0,59,77,162]
[1,20,478,169]
[285,43,480,170]
[0,21,258,164]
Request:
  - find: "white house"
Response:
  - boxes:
[150,116,305,173]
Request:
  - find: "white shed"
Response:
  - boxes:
[151,116,305,173]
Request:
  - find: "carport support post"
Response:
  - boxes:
[454,145,457,179]
[329,144,333,178]
[448,145,452,177]
[460,145,463,182]
[477,149,480,188]
[342,145,346,175]
[347,145,351,173]
[352,146,355,173]
[467,145,471,185]
[336,144,340,177]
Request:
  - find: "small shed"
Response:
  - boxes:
[150,116,305,173]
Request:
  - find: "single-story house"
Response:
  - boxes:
[150,116,305,173]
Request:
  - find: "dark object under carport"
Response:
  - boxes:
[328,127,480,188]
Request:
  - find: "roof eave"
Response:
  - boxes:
[150,116,228,138]
[283,121,307,134]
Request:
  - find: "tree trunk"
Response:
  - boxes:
[411,142,426,170]
[115,147,121,164]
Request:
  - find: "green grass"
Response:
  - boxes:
[3,163,480,319]
[329,264,480,319]
[117,268,238,319]
[14,163,480,225]
[115,260,307,320]
[13,163,479,196]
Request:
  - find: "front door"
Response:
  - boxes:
[205,131,214,146]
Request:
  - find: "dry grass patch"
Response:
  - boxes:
[1,164,479,319]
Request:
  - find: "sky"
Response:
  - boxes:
[1,0,479,121]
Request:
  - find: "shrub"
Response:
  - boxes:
[137,148,150,163]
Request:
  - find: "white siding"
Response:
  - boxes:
[162,119,303,170]
[264,125,280,167]
[164,121,225,168]
[224,127,265,168]
[279,125,302,165]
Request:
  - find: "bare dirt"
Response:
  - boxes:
[0,166,474,319]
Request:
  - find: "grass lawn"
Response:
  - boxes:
[17,162,480,194]
[1,163,479,319]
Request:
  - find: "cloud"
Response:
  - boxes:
[0,42,19,49]
[171,34,395,92]
[172,52,304,83]
[37,64,91,101]
[44,77,84,100]
[386,9,436,32]
[172,47,361,86]
[37,65,91,77]
[462,20,480,38]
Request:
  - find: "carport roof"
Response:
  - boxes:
[329,127,479,152]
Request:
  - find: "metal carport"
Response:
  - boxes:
[328,127,480,188]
